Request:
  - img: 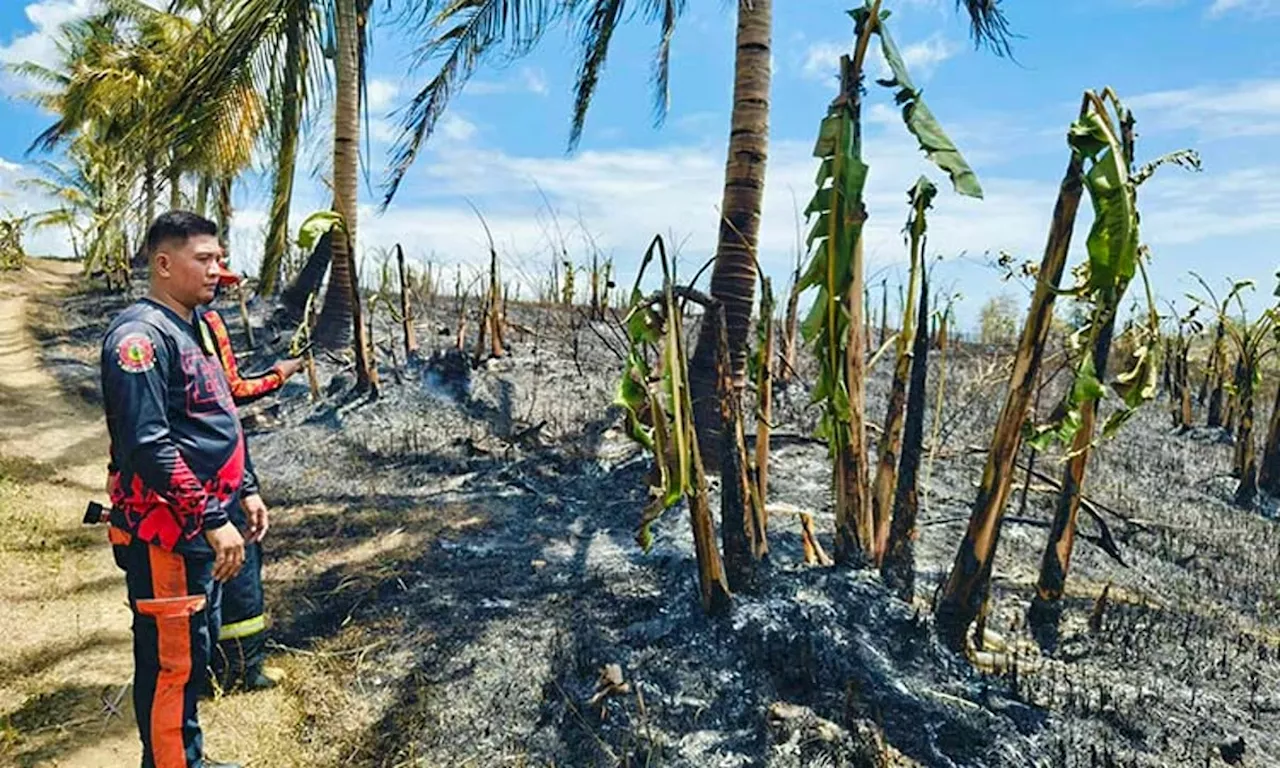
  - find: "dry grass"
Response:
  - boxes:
[0,261,481,767]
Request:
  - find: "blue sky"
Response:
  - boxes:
[1,0,1278,331]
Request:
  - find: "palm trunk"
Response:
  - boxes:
[934,136,1087,651]
[1030,314,1116,619]
[881,267,929,600]
[168,161,181,211]
[144,158,157,224]
[196,175,211,217]
[316,0,360,353]
[259,0,304,297]
[216,177,233,247]
[688,0,772,471]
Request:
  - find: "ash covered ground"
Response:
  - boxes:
[31,279,1280,767]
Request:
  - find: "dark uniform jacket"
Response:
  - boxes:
[101,297,258,551]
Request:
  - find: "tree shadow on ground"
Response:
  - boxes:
[0,631,130,689]
[1,683,137,768]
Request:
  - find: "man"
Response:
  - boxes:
[101,210,263,768]
[201,261,304,693]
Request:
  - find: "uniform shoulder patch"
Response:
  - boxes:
[116,333,157,373]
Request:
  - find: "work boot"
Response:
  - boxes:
[243,664,278,691]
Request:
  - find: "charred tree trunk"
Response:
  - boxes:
[1029,314,1117,631]
[1235,382,1258,508]
[879,279,888,348]
[1225,356,1244,434]
[1179,342,1193,430]
[869,186,928,564]
[881,269,929,601]
[1258,383,1280,494]
[755,278,775,556]
[717,305,758,593]
[780,276,801,384]
[934,139,1086,651]
[1208,321,1226,427]
[397,244,418,359]
[1162,339,1172,395]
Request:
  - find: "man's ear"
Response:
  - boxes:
[153,251,171,277]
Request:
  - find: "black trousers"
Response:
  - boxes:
[111,526,220,768]
[210,514,266,691]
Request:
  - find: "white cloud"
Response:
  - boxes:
[1136,166,1280,246]
[799,32,958,84]
[366,78,400,114]
[1208,0,1280,15]
[0,154,81,258]
[439,114,477,143]
[897,33,959,78]
[0,0,167,94]
[0,0,96,70]
[800,41,848,83]
[1127,79,1280,139]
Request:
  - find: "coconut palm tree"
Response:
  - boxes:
[17,1,268,272]
[136,0,326,296]
[380,0,1014,458]
[312,0,362,350]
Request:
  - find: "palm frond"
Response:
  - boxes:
[955,0,1014,57]
[382,0,565,208]
[567,0,625,150]
[644,0,684,128]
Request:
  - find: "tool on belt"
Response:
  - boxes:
[82,500,110,525]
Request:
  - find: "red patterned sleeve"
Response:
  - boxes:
[203,310,286,405]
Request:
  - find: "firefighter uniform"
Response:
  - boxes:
[102,297,256,768]
[200,308,288,692]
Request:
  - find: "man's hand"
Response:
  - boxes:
[276,357,306,380]
[242,493,270,543]
[205,522,245,582]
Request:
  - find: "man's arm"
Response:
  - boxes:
[203,309,287,405]
[102,322,227,544]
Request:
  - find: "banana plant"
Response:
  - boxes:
[615,236,731,614]
[799,0,981,564]
[933,92,1096,651]
[1187,274,1254,428]
[1218,293,1278,508]
[869,177,935,565]
[1025,89,1198,632]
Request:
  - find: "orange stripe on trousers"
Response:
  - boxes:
[146,546,193,768]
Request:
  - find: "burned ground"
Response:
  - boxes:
[19,276,1280,768]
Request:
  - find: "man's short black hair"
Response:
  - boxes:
[145,210,218,258]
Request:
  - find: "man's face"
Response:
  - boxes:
[154,233,222,308]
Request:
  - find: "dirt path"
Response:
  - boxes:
[0,259,142,766]
[0,261,398,767]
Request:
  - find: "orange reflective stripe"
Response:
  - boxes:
[107,526,132,546]
[146,546,193,768]
[203,310,240,380]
